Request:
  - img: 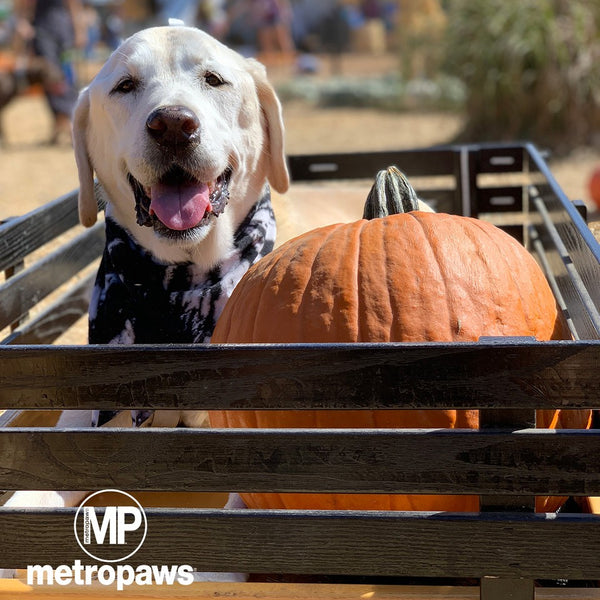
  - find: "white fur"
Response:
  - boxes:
[74,26,288,267]
[2,26,288,581]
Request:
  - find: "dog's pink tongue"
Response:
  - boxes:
[150,182,211,230]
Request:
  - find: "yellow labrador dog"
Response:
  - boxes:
[3,25,288,524]
[73,25,288,433]
[2,23,292,582]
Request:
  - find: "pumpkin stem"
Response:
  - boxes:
[363,166,421,219]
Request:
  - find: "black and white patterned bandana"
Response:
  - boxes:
[89,188,276,427]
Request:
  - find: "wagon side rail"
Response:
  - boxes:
[288,142,600,341]
[1,143,600,599]
[1,341,600,600]
[0,184,106,346]
[2,143,599,346]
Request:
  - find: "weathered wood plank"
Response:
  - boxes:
[3,580,600,600]
[0,428,599,495]
[476,146,524,174]
[0,224,104,330]
[0,183,105,274]
[0,341,599,410]
[0,191,80,273]
[5,272,94,345]
[0,580,469,600]
[476,186,523,214]
[479,578,533,600]
[4,581,600,600]
[479,409,536,513]
[1,509,599,579]
[287,149,457,181]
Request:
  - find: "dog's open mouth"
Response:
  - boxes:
[128,166,231,234]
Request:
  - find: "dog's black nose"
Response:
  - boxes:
[146,106,200,147]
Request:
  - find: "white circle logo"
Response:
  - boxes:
[73,489,148,563]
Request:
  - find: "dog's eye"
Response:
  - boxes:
[112,78,137,94]
[204,72,225,87]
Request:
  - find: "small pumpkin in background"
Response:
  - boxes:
[209,167,590,512]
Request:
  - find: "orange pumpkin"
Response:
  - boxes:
[209,171,589,512]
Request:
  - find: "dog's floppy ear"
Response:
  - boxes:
[247,59,289,194]
[72,87,97,227]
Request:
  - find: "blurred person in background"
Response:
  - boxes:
[14,0,86,144]
[154,0,228,39]
[251,0,294,61]
[154,0,199,24]
[83,0,123,57]
[197,0,228,39]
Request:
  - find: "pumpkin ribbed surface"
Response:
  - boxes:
[209,211,588,512]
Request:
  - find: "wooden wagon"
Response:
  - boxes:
[1,143,600,599]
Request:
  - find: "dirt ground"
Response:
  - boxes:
[0,89,599,223]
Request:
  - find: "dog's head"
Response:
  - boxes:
[74,26,289,266]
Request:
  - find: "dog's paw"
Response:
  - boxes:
[224,493,247,509]
[3,490,87,508]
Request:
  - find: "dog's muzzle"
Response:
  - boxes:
[127,105,231,237]
[128,167,231,236]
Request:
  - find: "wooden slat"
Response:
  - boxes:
[476,186,523,214]
[0,182,105,273]
[0,341,599,411]
[480,578,533,600]
[287,145,530,184]
[0,224,104,330]
[0,581,461,600]
[1,509,600,579]
[479,407,537,598]
[3,580,600,600]
[0,191,79,272]
[3,259,27,331]
[3,581,600,600]
[0,581,474,600]
[479,408,536,513]
[0,428,599,495]
[4,272,95,345]
[287,149,457,181]
[476,146,524,174]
